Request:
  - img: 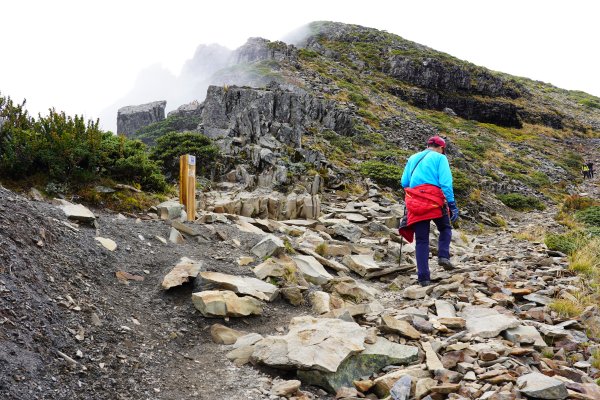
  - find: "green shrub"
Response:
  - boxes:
[151,131,220,178]
[0,93,168,192]
[497,193,545,211]
[358,160,403,189]
[575,206,600,227]
[545,232,584,255]
[452,169,475,197]
[132,114,202,145]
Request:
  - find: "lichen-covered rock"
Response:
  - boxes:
[298,337,418,393]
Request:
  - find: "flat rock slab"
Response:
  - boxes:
[504,325,546,347]
[61,203,95,222]
[517,372,568,399]
[461,306,520,338]
[298,337,418,393]
[95,237,117,251]
[342,254,381,277]
[380,315,421,339]
[292,255,333,285]
[192,290,263,317]
[251,316,367,373]
[435,300,456,318]
[199,271,278,301]
[280,219,318,228]
[339,213,368,223]
[523,293,553,306]
[252,257,291,280]
[162,257,203,289]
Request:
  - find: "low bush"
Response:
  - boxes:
[575,206,600,227]
[562,194,596,211]
[544,231,586,255]
[497,193,545,211]
[0,94,167,192]
[358,160,403,189]
[151,131,220,179]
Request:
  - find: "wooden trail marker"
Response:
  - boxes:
[179,154,196,221]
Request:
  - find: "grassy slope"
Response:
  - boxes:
[265,22,600,209]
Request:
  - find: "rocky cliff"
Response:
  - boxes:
[117,100,167,137]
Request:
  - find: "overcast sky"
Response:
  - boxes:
[2,0,599,130]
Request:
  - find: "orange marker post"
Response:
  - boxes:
[179,154,196,221]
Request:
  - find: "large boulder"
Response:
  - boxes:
[298,337,419,393]
[192,290,263,317]
[117,100,166,137]
[198,271,278,301]
[251,316,367,372]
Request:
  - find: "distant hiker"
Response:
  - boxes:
[588,162,594,178]
[582,163,590,179]
[398,136,459,287]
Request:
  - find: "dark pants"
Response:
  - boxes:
[413,214,452,282]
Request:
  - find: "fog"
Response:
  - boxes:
[2,0,599,133]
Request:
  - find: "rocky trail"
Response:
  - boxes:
[1,153,600,400]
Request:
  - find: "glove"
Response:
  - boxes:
[448,201,459,222]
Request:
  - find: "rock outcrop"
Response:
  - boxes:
[117,100,166,136]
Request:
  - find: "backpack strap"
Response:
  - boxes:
[409,151,432,179]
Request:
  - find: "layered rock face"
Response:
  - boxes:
[201,84,353,144]
[117,100,166,136]
[303,23,527,128]
[198,83,353,188]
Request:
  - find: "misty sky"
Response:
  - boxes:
[2,0,599,131]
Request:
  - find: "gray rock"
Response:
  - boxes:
[461,306,520,338]
[60,203,95,222]
[251,316,366,372]
[391,375,413,400]
[342,254,381,277]
[117,100,166,137]
[332,223,362,242]
[156,201,183,220]
[516,372,568,399]
[251,234,285,259]
[504,325,546,347]
[298,337,418,393]
[292,255,333,285]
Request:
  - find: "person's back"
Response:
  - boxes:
[401,150,455,203]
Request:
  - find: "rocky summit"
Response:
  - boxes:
[2,19,600,400]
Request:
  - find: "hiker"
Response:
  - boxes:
[398,136,459,287]
[588,162,594,179]
[582,163,590,179]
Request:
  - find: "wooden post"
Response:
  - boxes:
[179,154,196,221]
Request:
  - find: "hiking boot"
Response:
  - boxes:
[438,258,455,270]
[419,280,431,287]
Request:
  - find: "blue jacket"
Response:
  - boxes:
[401,149,455,202]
